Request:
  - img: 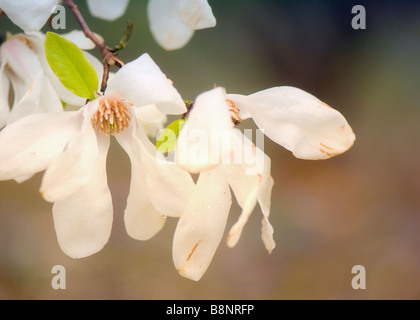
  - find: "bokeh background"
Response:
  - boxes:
[1,0,420,300]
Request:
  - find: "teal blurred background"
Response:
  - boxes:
[1,0,420,299]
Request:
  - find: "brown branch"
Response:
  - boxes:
[63,0,124,93]
[0,9,5,19]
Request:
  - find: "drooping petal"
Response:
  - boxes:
[7,73,63,124]
[173,168,232,281]
[0,0,59,32]
[133,104,167,138]
[52,132,113,259]
[117,110,195,220]
[116,116,166,240]
[227,86,356,160]
[147,0,194,50]
[225,130,276,253]
[0,111,82,181]
[107,53,186,114]
[86,0,129,21]
[179,0,216,30]
[176,87,234,173]
[61,30,104,50]
[40,101,103,202]
[137,120,195,218]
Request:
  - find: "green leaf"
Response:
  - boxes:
[45,32,98,100]
[156,119,186,153]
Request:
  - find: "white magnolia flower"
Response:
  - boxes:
[148,0,216,50]
[0,32,103,129]
[173,87,355,280]
[0,0,59,33]
[0,53,194,259]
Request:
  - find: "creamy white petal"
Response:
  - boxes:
[52,132,113,259]
[179,0,216,30]
[40,103,102,202]
[173,168,232,281]
[176,87,234,173]
[134,104,167,138]
[107,53,186,114]
[117,112,195,219]
[0,36,43,82]
[137,120,195,218]
[0,0,59,32]
[116,117,166,240]
[61,30,104,50]
[7,73,63,124]
[87,0,129,21]
[147,0,194,50]
[0,111,82,180]
[227,86,356,160]
[224,130,275,252]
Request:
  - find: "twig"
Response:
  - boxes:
[113,20,133,52]
[63,0,125,93]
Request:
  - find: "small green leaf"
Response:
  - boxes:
[156,119,186,153]
[45,32,98,100]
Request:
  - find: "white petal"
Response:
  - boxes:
[0,111,82,181]
[7,73,63,124]
[61,30,104,50]
[117,112,195,219]
[225,130,275,252]
[176,87,234,173]
[0,0,59,32]
[41,103,103,202]
[147,0,194,50]
[116,117,166,240]
[107,53,186,114]
[227,87,356,160]
[87,0,129,21]
[179,0,216,30]
[0,36,42,80]
[134,104,167,138]
[52,132,113,259]
[173,168,232,281]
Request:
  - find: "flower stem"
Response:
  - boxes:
[63,0,125,93]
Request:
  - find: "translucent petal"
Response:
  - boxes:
[179,0,216,30]
[134,104,167,138]
[52,132,112,259]
[225,130,275,252]
[87,0,129,21]
[173,168,232,281]
[41,103,103,202]
[147,0,194,50]
[107,53,186,114]
[116,115,166,240]
[227,86,356,160]
[116,111,195,220]
[0,111,82,181]
[7,73,63,125]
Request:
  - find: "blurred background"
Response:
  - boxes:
[1,0,420,300]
